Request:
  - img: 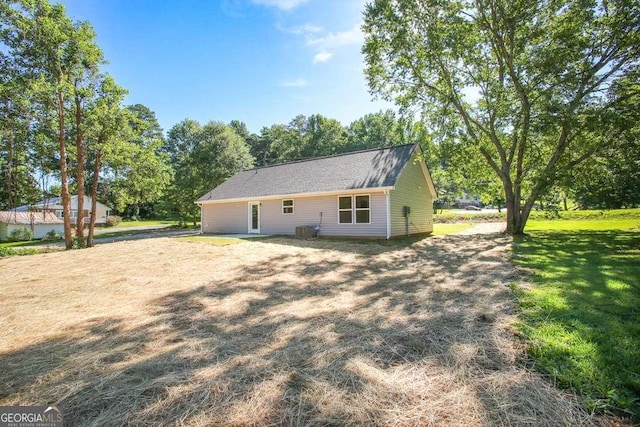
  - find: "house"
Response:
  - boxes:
[0,211,64,241]
[455,195,481,208]
[15,195,112,224]
[196,144,437,239]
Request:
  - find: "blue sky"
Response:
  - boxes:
[58,0,393,135]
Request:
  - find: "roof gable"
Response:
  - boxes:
[198,144,420,202]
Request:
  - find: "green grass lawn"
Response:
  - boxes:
[114,219,185,228]
[512,217,640,420]
[431,222,475,235]
[0,240,47,249]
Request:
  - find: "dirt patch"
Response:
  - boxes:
[0,233,597,425]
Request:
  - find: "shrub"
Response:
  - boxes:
[43,229,62,241]
[9,227,33,242]
[0,247,43,257]
[104,215,122,227]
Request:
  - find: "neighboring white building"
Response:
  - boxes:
[454,195,481,208]
[15,195,112,224]
[0,211,64,241]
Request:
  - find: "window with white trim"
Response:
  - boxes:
[282,199,294,214]
[338,195,371,224]
[355,195,371,224]
[338,196,352,224]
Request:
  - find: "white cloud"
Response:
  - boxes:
[277,23,323,36]
[251,0,309,11]
[313,52,334,63]
[279,78,308,87]
[307,25,363,50]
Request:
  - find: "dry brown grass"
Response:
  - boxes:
[0,234,599,426]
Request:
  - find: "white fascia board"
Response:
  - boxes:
[196,187,395,205]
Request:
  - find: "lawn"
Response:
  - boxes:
[114,219,185,228]
[431,222,474,235]
[512,218,640,420]
[0,233,596,425]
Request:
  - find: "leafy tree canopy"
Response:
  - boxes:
[363,0,640,233]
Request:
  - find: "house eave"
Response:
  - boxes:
[195,186,395,205]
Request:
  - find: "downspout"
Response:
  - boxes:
[198,202,203,234]
[385,190,391,240]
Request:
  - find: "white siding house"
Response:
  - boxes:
[0,211,64,241]
[197,144,437,239]
[15,195,112,224]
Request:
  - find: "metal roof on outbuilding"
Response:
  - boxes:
[0,211,63,225]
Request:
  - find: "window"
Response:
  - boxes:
[338,195,371,224]
[69,211,78,219]
[338,196,352,224]
[355,195,370,224]
[282,199,294,214]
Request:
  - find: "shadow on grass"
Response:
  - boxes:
[513,230,640,420]
[0,234,594,425]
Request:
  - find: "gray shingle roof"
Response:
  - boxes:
[197,144,419,202]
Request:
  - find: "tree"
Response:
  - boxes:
[1,0,108,248]
[0,50,42,209]
[69,20,104,247]
[85,75,128,247]
[164,120,254,225]
[103,104,171,218]
[363,0,640,234]
[346,110,405,151]
[262,114,349,163]
[563,72,640,209]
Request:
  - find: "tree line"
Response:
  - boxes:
[2,0,638,246]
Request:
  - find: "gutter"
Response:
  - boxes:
[196,186,395,205]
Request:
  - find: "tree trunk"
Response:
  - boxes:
[75,95,86,248]
[87,150,102,248]
[57,89,73,249]
[5,132,14,210]
[503,177,530,235]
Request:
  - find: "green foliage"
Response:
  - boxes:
[0,246,43,257]
[362,0,640,234]
[101,104,171,217]
[1,0,128,249]
[9,227,32,242]
[104,215,122,227]
[43,229,62,241]
[513,226,640,419]
[163,120,254,224]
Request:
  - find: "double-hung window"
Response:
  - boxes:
[338,196,352,223]
[354,195,370,224]
[338,195,370,224]
[282,199,294,214]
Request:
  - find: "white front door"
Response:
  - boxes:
[248,202,260,233]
